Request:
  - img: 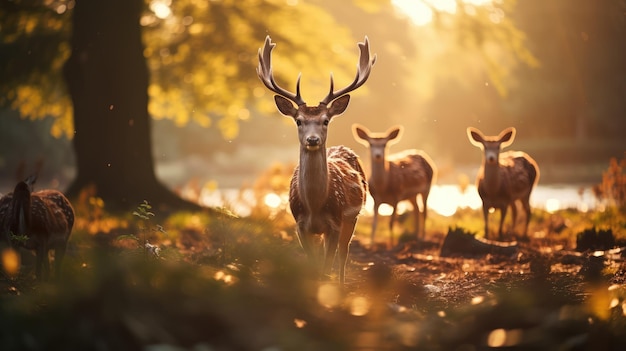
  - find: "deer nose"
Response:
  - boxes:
[306,135,320,146]
[487,155,497,164]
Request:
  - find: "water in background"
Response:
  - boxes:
[192,184,597,218]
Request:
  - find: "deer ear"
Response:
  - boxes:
[328,95,351,117]
[352,124,370,144]
[386,126,403,142]
[467,127,485,147]
[498,127,516,148]
[274,95,298,117]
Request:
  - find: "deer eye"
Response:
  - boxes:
[323,119,329,126]
[295,119,302,127]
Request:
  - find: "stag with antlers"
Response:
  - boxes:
[257,36,376,285]
[0,175,74,280]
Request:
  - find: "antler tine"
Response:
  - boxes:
[257,36,306,106]
[320,36,377,105]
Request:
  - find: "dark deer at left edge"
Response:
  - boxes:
[0,175,74,280]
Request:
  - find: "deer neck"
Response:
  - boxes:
[298,147,329,212]
[482,160,502,194]
[369,158,389,191]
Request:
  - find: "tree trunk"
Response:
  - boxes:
[63,0,198,213]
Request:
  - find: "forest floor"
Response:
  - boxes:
[1,204,626,350]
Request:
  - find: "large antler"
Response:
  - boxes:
[320,36,377,106]
[257,36,306,106]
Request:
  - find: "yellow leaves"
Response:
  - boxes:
[11,85,74,139]
[148,85,191,127]
[353,0,387,13]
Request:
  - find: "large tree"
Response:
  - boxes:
[62,0,183,211]
[0,0,368,211]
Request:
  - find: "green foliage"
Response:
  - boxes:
[132,200,155,220]
[8,233,29,245]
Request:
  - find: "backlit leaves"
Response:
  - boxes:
[143,0,357,139]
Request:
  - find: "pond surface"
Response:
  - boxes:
[195,183,598,218]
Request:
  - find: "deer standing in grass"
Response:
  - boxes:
[467,127,539,240]
[353,124,436,247]
[0,175,74,280]
[257,36,375,285]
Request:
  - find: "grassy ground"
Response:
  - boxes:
[1,195,625,350]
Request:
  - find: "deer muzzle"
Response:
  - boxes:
[305,136,321,151]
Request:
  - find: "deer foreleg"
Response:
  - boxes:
[322,230,339,280]
[482,204,490,239]
[296,224,319,276]
[337,216,357,286]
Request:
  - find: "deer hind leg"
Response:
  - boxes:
[389,204,398,248]
[521,195,532,237]
[408,197,420,237]
[371,202,381,246]
[35,242,50,281]
[420,192,430,238]
[498,205,508,240]
[510,202,518,235]
[53,242,68,279]
[337,216,357,286]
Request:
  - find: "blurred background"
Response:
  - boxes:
[1,0,624,214]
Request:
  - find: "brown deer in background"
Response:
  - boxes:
[467,127,539,239]
[257,36,375,285]
[353,124,436,247]
[0,175,74,280]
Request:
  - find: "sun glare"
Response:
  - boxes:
[392,0,493,26]
[150,0,172,19]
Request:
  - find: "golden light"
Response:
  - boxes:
[487,328,506,347]
[317,283,341,308]
[1,248,20,277]
[471,296,484,305]
[294,318,307,328]
[377,203,395,216]
[150,0,172,19]
[392,0,437,26]
[214,270,235,285]
[488,328,523,347]
[545,198,561,213]
[393,0,493,26]
[350,296,371,316]
[264,193,282,209]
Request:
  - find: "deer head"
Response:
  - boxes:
[257,36,376,151]
[467,127,516,165]
[352,124,403,163]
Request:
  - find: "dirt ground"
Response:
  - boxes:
[2,213,626,350]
